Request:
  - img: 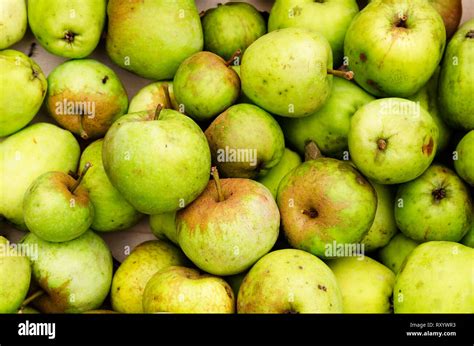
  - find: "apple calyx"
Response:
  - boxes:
[302,207,318,219]
[71,162,92,193]
[466,30,474,39]
[225,49,242,67]
[432,188,447,202]
[394,14,408,29]
[211,166,225,202]
[304,140,323,161]
[64,31,76,43]
[327,68,354,80]
[18,290,45,313]
[377,138,387,151]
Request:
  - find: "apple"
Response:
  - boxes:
[395,164,472,242]
[461,214,474,248]
[128,82,179,115]
[0,0,27,49]
[150,212,178,245]
[237,249,343,313]
[102,108,211,214]
[177,172,280,276]
[348,98,439,184]
[278,76,374,157]
[111,240,188,313]
[378,233,420,273]
[327,256,395,313]
[268,0,359,65]
[394,241,473,313]
[344,0,446,97]
[143,266,234,313]
[428,0,462,39]
[277,157,377,257]
[454,130,474,186]
[205,103,285,178]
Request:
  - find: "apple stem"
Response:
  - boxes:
[225,49,242,67]
[211,166,225,202]
[327,68,354,80]
[71,162,92,193]
[20,290,45,310]
[154,104,163,121]
[161,83,172,110]
[304,141,323,161]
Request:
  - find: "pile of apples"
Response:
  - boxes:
[0,0,473,314]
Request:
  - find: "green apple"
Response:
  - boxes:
[106,0,203,80]
[0,123,80,228]
[327,256,395,313]
[150,212,178,245]
[395,164,472,242]
[241,28,336,118]
[143,266,234,313]
[173,52,240,121]
[360,181,397,252]
[268,0,359,65]
[0,0,27,49]
[202,2,266,60]
[279,77,374,157]
[454,130,474,186]
[103,109,211,214]
[0,50,47,137]
[257,148,302,198]
[344,0,445,97]
[461,215,474,248]
[46,59,128,140]
[177,176,280,276]
[439,19,474,130]
[128,82,179,115]
[0,237,31,313]
[237,249,342,313]
[277,158,377,257]
[394,241,473,313]
[79,140,143,232]
[428,0,462,39]
[22,230,112,313]
[378,233,419,273]
[348,98,438,184]
[205,103,285,178]
[23,170,94,242]
[229,65,254,104]
[407,67,451,152]
[28,0,106,58]
[111,240,188,313]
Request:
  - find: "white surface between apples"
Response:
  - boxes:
[2,0,474,262]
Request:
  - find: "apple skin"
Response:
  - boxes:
[348,98,439,184]
[277,158,377,258]
[0,237,31,313]
[428,0,462,39]
[46,59,129,140]
[394,241,474,313]
[79,140,143,232]
[143,266,235,313]
[128,82,179,115]
[344,0,446,97]
[22,230,113,313]
[360,181,397,252]
[106,0,203,80]
[150,212,178,245]
[327,256,395,313]
[0,50,47,137]
[0,0,27,49]
[23,172,94,242]
[205,103,285,179]
[237,249,343,313]
[177,178,280,276]
[202,2,266,61]
[241,28,333,118]
[461,215,474,248]
[278,77,374,158]
[173,52,240,121]
[378,233,419,273]
[439,19,474,130]
[454,131,474,186]
[102,109,211,215]
[1,123,80,228]
[395,164,472,242]
[268,0,359,65]
[111,240,188,313]
[257,148,302,198]
[229,65,254,104]
[407,67,451,152]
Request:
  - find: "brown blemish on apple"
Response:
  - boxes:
[102,76,109,84]
[359,53,367,62]
[318,284,327,292]
[34,277,72,313]
[367,79,382,92]
[422,137,434,156]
